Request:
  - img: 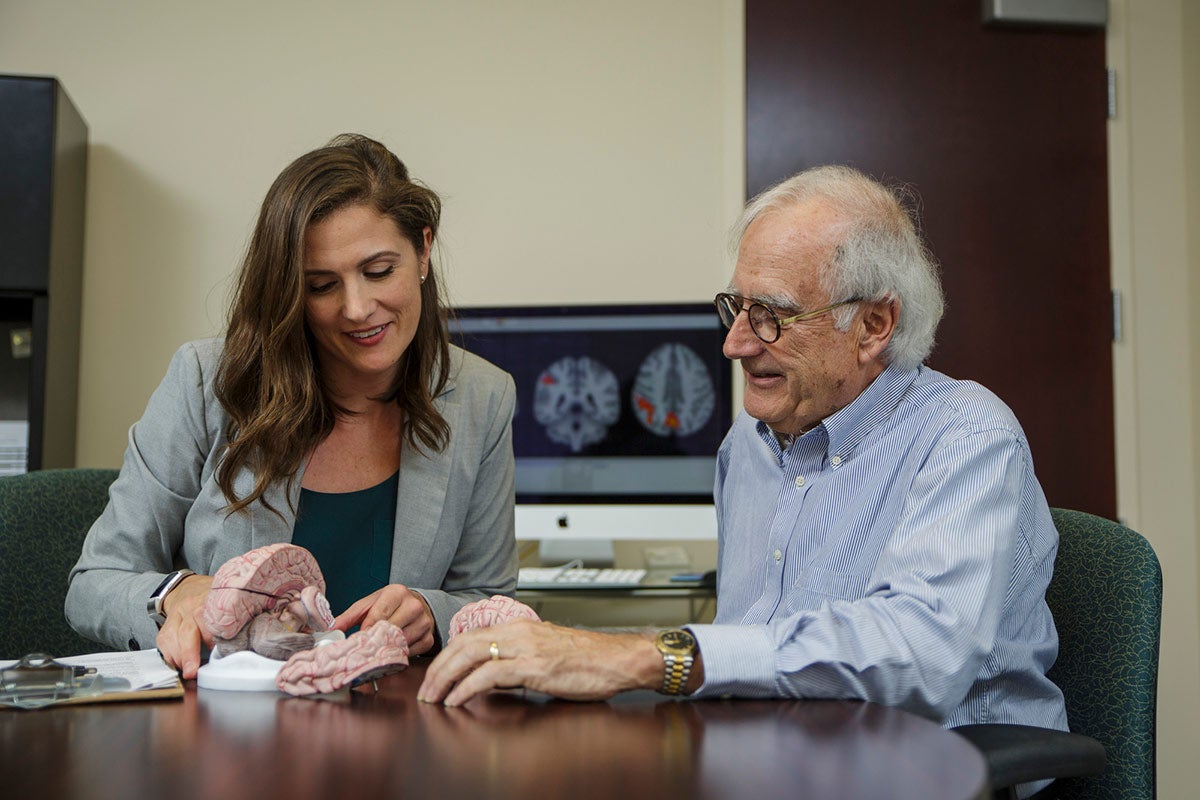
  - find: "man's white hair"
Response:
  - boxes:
[733,165,945,370]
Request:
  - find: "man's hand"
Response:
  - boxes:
[334,584,436,655]
[416,620,666,706]
[155,573,214,680]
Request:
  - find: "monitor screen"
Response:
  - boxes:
[450,303,734,541]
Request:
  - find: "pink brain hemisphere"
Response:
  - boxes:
[275,621,410,696]
[202,543,333,641]
[447,595,541,641]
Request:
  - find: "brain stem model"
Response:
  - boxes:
[202,543,338,659]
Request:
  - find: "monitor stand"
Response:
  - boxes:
[538,539,615,568]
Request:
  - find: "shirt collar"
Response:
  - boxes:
[754,362,920,462]
[822,362,919,460]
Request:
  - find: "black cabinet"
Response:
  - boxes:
[0,75,88,472]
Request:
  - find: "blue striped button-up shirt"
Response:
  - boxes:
[688,362,1068,732]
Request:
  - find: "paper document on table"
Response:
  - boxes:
[0,649,183,709]
[60,649,181,690]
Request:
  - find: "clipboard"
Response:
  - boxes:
[0,651,184,709]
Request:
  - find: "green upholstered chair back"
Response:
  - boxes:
[1045,508,1162,799]
[0,468,118,658]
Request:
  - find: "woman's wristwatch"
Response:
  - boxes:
[147,569,196,627]
[655,628,697,695]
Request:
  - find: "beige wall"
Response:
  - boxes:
[1107,1,1200,796]
[0,0,744,465]
[3,0,1198,794]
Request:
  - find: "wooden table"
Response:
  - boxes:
[2,660,988,800]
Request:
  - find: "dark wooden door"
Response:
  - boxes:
[747,0,1114,518]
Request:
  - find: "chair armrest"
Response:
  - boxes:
[952,724,1106,789]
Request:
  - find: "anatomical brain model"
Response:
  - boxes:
[201,543,538,696]
[203,543,337,661]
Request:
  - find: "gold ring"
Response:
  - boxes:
[489,642,500,661]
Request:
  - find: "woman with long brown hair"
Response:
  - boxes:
[67,134,517,678]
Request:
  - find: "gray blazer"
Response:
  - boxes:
[66,338,518,652]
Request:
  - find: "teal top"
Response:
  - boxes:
[291,471,398,616]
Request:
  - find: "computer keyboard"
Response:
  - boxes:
[517,566,648,589]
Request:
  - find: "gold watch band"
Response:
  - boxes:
[662,657,691,695]
[660,652,694,695]
[655,628,696,695]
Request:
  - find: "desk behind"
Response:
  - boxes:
[2,660,987,800]
[516,569,717,626]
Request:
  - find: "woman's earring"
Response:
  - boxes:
[420,273,427,284]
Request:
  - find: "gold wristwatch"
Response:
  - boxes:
[654,628,697,695]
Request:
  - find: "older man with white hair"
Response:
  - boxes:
[419,165,1068,751]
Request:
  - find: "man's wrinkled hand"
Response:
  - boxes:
[417,620,662,706]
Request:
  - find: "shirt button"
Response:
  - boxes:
[773,549,782,562]
[830,455,842,467]
[794,475,805,488]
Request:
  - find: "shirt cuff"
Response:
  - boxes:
[685,623,779,698]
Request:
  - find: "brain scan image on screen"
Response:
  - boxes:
[533,356,621,452]
[631,343,716,437]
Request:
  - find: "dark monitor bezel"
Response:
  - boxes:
[449,301,733,506]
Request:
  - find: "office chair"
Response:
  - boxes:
[954,508,1162,799]
[0,467,118,658]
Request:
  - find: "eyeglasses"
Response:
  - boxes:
[714,292,864,344]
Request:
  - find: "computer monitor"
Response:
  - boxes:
[450,303,734,543]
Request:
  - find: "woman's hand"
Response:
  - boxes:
[334,584,436,655]
[155,573,214,680]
